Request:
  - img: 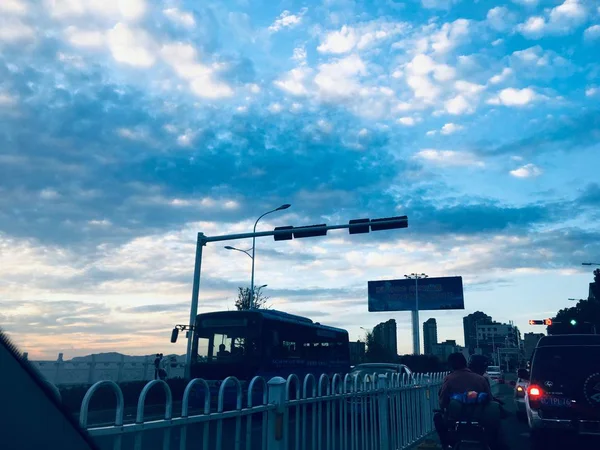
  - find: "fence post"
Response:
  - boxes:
[377,375,390,450]
[267,376,286,450]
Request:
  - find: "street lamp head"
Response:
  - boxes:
[258,284,267,289]
[276,204,291,211]
[224,246,234,250]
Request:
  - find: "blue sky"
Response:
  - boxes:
[1,0,599,359]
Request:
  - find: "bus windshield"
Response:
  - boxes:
[194,317,260,363]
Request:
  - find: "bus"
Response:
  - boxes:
[189,309,350,383]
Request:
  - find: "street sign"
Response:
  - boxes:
[367,276,464,312]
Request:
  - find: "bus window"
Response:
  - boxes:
[195,329,259,362]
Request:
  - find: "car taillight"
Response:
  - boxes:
[528,385,542,398]
[516,385,525,397]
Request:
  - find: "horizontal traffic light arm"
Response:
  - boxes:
[201,216,408,243]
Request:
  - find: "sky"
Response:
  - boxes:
[1,0,599,360]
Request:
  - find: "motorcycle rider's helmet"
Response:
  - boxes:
[468,354,488,376]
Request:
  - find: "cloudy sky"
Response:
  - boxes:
[1,0,599,360]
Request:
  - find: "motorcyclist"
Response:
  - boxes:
[435,353,492,449]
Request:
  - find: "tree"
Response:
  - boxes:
[235,286,270,310]
[363,330,397,363]
[548,270,600,335]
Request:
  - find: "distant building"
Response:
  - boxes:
[523,332,544,361]
[423,318,438,355]
[463,312,493,352]
[349,340,366,365]
[432,340,468,363]
[373,319,397,356]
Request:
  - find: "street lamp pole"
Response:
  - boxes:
[250,204,290,309]
[405,273,428,355]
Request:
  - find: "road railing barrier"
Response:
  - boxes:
[77,371,447,450]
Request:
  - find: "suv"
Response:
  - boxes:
[522,334,600,449]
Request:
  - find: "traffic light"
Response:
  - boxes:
[370,215,408,231]
[274,226,294,241]
[349,218,370,234]
[570,319,578,326]
[292,224,327,239]
[529,320,544,325]
[544,319,552,326]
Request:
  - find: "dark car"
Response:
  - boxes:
[522,334,600,449]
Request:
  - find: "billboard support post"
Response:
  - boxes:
[405,273,428,355]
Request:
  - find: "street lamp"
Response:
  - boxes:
[224,246,252,258]
[568,298,586,302]
[582,262,600,266]
[249,204,290,309]
[404,273,428,355]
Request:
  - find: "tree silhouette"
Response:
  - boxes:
[363,330,397,363]
[548,270,600,334]
[235,286,270,310]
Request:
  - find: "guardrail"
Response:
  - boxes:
[79,372,446,450]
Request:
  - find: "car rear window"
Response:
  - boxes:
[531,346,600,382]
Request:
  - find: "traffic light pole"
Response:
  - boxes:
[184,216,408,379]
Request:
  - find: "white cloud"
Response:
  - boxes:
[274,67,312,96]
[440,123,464,135]
[160,42,233,98]
[415,149,484,167]
[584,25,600,40]
[489,68,513,84]
[402,54,456,104]
[488,87,539,106]
[176,130,195,147]
[0,0,28,15]
[64,26,104,48]
[421,0,460,9]
[443,81,484,115]
[317,20,406,54]
[268,8,307,32]
[431,19,470,54]
[107,23,156,67]
[511,0,538,5]
[163,8,195,28]
[0,18,35,42]
[314,54,367,100]
[444,95,472,115]
[585,86,599,97]
[268,102,283,113]
[487,7,517,32]
[0,92,17,106]
[46,0,146,22]
[510,163,542,178]
[398,116,417,126]
[292,47,307,65]
[517,0,587,38]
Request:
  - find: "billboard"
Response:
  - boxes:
[368,276,464,312]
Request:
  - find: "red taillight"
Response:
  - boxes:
[528,386,542,397]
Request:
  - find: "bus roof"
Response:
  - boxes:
[198,309,348,334]
[537,334,600,347]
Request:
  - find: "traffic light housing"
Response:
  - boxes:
[349,218,370,234]
[529,320,544,325]
[544,319,552,326]
[370,215,408,231]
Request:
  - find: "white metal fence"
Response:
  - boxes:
[78,372,445,450]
